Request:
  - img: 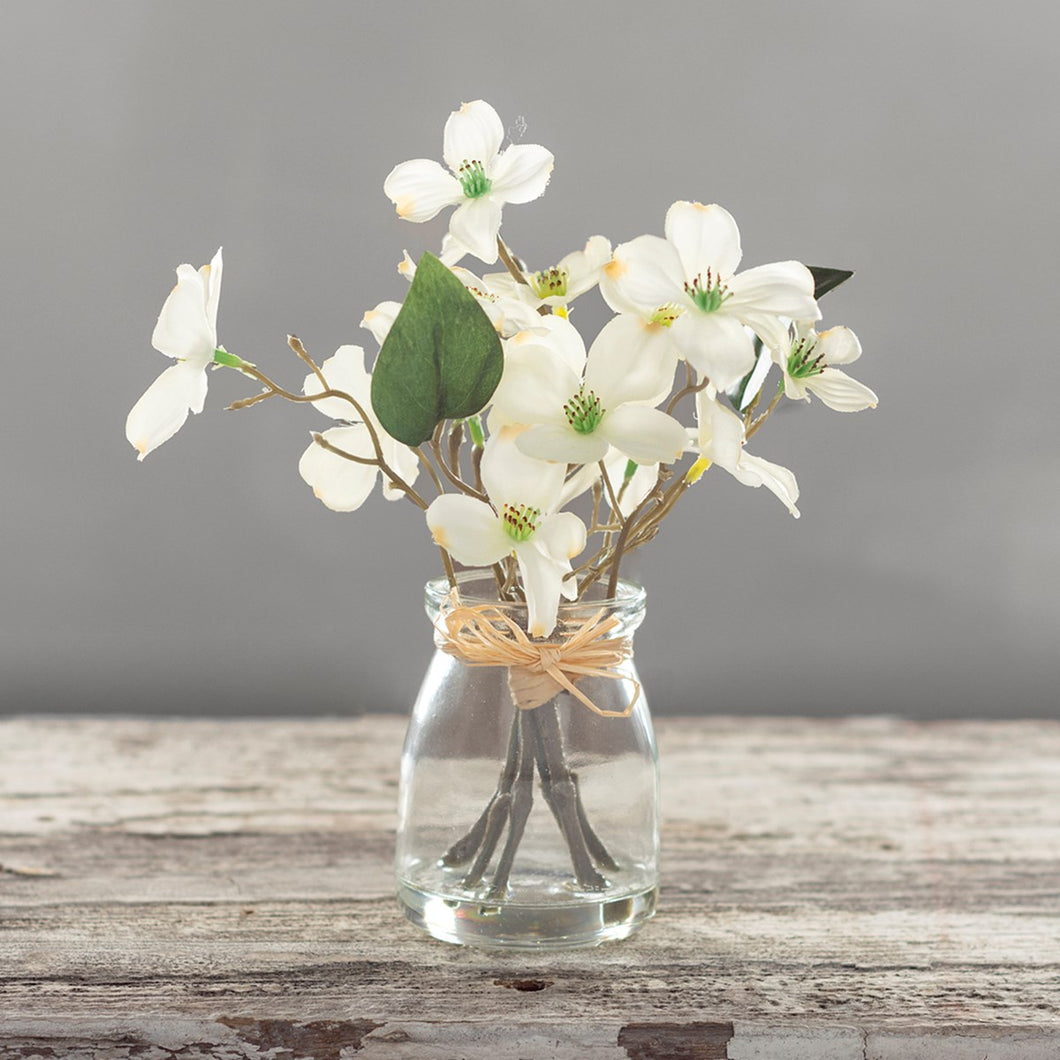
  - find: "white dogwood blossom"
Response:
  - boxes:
[778,322,877,412]
[490,316,684,467]
[484,235,612,316]
[426,431,587,638]
[126,248,223,460]
[298,345,418,511]
[692,388,800,517]
[601,201,819,390]
[384,100,553,265]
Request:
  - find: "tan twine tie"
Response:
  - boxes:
[436,595,641,718]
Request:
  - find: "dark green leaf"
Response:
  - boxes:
[370,253,504,447]
[808,265,854,299]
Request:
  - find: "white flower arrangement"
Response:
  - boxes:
[126,99,876,640]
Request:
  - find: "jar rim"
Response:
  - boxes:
[424,571,646,613]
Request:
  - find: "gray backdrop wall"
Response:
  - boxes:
[3,1,1057,717]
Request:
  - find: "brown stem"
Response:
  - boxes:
[438,547,458,590]
[310,433,428,510]
[604,465,671,597]
[428,437,487,501]
[665,364,710,416]
[497,236,530,286]
[746,385,785,440]
[234,361,427,510]
[447,421,464,479]
[416,445,446,496]
[287,334,327,391]
[598,461,626,527]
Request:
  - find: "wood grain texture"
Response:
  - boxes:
[1,715,1058,1057]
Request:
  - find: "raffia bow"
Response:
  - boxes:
[436,598,641,717]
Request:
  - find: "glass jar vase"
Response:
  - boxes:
[395,573,659,949]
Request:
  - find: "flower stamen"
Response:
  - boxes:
[787,337,825,380]
[458,159,492,199]
[563,387,605,434]
[530,265,569,300]
[684,268,732,313]
[501,502,541,542]
[649,302,684,327]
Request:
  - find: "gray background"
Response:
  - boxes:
[2,1,1056,717]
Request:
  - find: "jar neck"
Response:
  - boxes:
[424,573,646,640]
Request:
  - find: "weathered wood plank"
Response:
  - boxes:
[1,716,1058,1055]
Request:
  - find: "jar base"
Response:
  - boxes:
[396,878,658,949]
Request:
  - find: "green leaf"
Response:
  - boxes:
[808,265,855,300]
[370,253,504,447]
[212,347,252,369]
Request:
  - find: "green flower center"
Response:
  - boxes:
[787,337,824,380]
[501,502,541,542]
[563,387,605,434]
[458,159,492,199]
[530,265,569,300]
[685,269,731,313]
[649,302,684,327]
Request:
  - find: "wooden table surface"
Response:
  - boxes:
[1,715,1058,1059]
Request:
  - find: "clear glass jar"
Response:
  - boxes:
[395,573,659,949]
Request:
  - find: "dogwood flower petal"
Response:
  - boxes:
[383,159,462,222]
[729,451,801,516]
[598,405,687,465]
[380,436,420,501]
[442,100,504,174]
[798,367,878,412]
[201,250,223,340]
[151,263,216,363]
[298,425,379,513]
[361,301,401,347]
[508,315,588,375]
[449,196,504,263]
[695,389,799,516]
[489,143,554,204]
[585,315,678,409]
[125,361,209,461]
[480,428,567,510]
[814,324,862,365]
[518,424,610,465]
[601,234,686,317]
[303,345,373,422]
[514,542,571,639]
[665,200,742,279]
[491,344,581,429]
[427,494,512,566]
[672,311,756,391]
[728,261,819,319]
[535,511,588,568]
[563,235,614,300]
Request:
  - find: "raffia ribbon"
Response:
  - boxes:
[436,599,641,717]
